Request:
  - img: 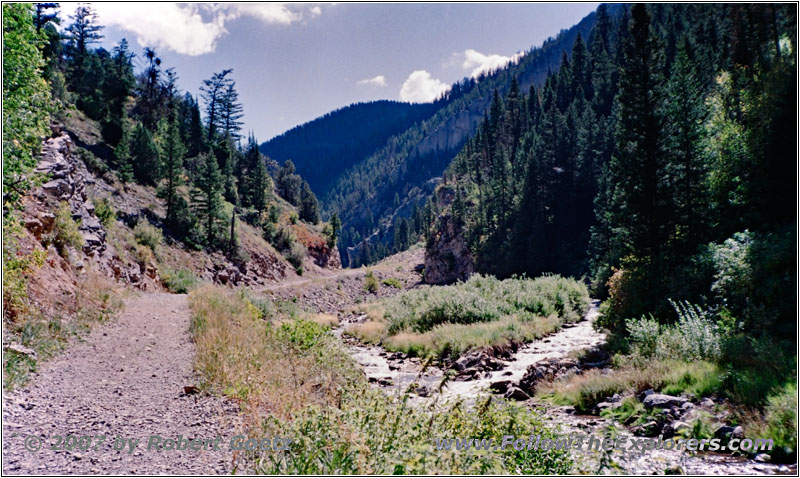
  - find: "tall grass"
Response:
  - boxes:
[347,274,589,359]
[189,286,572,474]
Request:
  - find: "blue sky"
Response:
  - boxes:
[61,3,599,141]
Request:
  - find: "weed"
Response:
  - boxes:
[381,277,402,288]
[133,220,162,251]
[364,270,379,293]
[161,268,199,294]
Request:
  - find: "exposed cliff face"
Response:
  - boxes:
[20,126,339,299]
[24,133,159,290]
[423,186,474,284]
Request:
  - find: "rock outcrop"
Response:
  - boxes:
[25,133,159,290]
[423,206,474,284]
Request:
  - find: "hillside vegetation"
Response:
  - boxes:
[260,100,440,198]
[428,3,796,460]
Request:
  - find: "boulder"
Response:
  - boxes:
[504,387,530,401]
[643,393,688,409]
[489,380,511,394]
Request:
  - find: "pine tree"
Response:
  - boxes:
[299,181,320,223]
[220,80,244,140]
[64,4,103,77]
[327,212,341,248]
[114,118,134,184]
[200,69,233,142]
[191,152,225,247]
[664,41,708,253]
[158,113,186,227]
[276,160,302,205]
[606,4,668,263]
[131,123,160,185]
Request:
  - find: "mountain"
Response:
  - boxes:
[311,5,620,266]
[260,100,441,198]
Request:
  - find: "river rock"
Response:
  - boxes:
[489,380,511,394]
[518,357,580,394]
[504,387,530,401]
[714,425,744,440]
[643,393,688,409]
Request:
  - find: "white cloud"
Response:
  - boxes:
[399,70,450,103]
[59,3,323,56]
[357,75,387,87]
[461,49,524,79]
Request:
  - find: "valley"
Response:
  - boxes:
[2,2,796,476]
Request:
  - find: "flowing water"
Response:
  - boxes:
[335,302,796,475]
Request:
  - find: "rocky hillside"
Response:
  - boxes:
[17,113,341,322]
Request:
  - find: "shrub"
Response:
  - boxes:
[626,301,722,362]
[188,287,572,474]
[363,271,379,293]
[285,241,306,273]
[381,277,402,288]
[161,268,199,294]
[93,198,116,228]
[133,221,162,251]
[756,382,797,462]
[626,316,660,358]
[52,201,82,256]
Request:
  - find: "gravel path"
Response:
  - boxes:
[2,293,243,474]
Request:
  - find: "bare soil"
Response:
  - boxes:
[2,293,243,474]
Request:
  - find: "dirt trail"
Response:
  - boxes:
[2,293,242,474]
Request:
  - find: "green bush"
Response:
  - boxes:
[382,278,402,288]
[626,300,722,362]
[277,319,327,351]
[93,197,116,228]
[161,268,199,294]
[363,271,379,293]
[285,241,306,273]
[383,274,589,335]
[53,201,82,256]
[133,221,162,251]
[757,382,797,462]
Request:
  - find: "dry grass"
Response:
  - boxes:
[345,274,589,359]
[537,359,723,412]
[344,320,387,344]
[189,286,359,423]
[384,315,562,359]
[304,313,339,327]
[188,286,572,474]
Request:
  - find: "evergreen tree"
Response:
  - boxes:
[664,41,708,253]
[220,80,244,140]
[299,181,320,223]
[113,118,134,184]
[200,69,233,142]
[158,113,186,227]
[276,160,302,205]
[327,212,341,248]
[605,4,669,264]
[131,123,160,185]
[191,152,226,247]
[64,4,103,75]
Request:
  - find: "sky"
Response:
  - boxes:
[60,2,599,141]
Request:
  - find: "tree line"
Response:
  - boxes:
[11,3,329,258]
[443,3,795,339]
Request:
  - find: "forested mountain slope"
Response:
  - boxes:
[319,6,619,266]
[260,100,440,198]
[429,2,796,340]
